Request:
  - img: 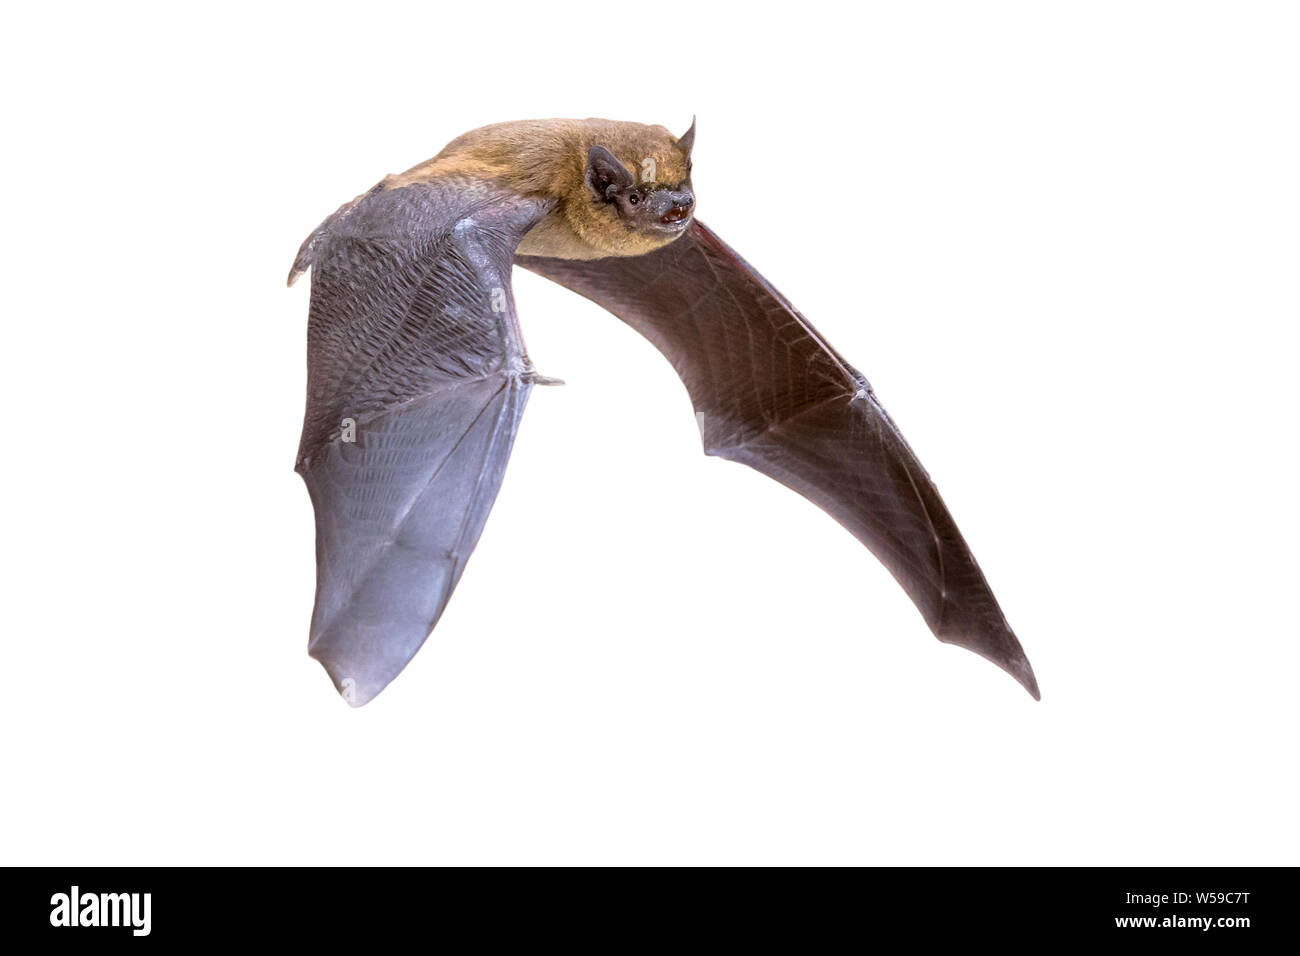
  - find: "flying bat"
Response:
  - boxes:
[288,118,1038,707]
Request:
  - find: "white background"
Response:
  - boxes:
[2,2,1296,865]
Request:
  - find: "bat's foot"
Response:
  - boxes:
[524,371,565,386]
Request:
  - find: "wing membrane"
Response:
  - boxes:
[294,180,550,705]
[518,222,1038,697]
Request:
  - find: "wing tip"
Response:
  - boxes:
[981,642,1041,701]
[937,624,1041,700]
[310,651,387,708]
[1014,660,1042,701]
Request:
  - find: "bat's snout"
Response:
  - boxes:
[659,190,694,224]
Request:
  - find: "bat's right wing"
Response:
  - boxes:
[518,221,1038,698]
[291,180,552,706]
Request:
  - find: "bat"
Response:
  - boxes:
[288,118,1038,707]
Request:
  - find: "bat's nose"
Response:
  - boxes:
[660,191,694,223]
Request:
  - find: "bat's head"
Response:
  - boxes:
[565,118,696,257]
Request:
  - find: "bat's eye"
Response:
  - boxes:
[628,193,640,205]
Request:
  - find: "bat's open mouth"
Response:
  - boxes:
[654,213,692,232]
[660,206,690,224]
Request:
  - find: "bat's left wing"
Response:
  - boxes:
[291,180,553,706]
[518,221,1038,698]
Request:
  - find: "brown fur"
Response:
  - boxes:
[387,119,693,259]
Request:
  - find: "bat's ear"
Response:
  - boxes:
[585,145,634,200]
[676,116,696,157]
